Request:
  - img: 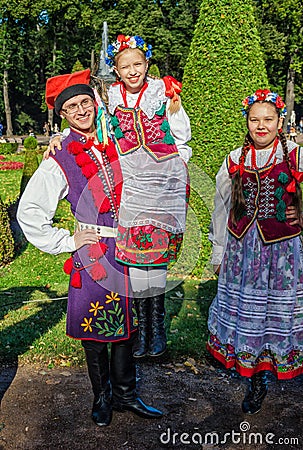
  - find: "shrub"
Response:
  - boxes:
[0,142,19,155]
[20,137,39,195]
[0,197,14,266]
[181,0,268,277]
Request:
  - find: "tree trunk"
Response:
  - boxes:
[3,69,13,137]
[284,56,295,131]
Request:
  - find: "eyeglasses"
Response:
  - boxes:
[61,98,94,115]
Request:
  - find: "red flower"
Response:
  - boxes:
[117,34,129,43]
[255,89,271,100]
[275,97,284,108]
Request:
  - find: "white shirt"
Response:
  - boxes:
[209,140,302,265]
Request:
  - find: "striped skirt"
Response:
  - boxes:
[207,222,303,379]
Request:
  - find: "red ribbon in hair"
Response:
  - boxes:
[229,163,245,177]
[286,169,303,193]
[163,76,182,103]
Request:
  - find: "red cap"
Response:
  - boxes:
[45,69,92,113]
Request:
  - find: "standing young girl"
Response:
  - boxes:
[207,89,303,414]
[105,34,191,358]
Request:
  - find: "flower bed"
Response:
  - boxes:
[0,155,24,170]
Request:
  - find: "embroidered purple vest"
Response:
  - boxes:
[112,106,179,161]
[227,147,302,243]
[51,130,137,343]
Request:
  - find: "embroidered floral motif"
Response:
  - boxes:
[105,291,121,304]
[89,301,104,316]
[95,301,126,337]
[81,317,93,332]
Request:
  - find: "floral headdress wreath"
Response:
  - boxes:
[241,89,287,118]
[105,34,152,69]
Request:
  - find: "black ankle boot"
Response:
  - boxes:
[92,392,112,427]
[133,294,150,358]
[110,338,163,419]
[82,340,113,426]
[148,292,167,357]
[242,371,268,415]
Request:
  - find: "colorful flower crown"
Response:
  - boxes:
[105,35,152,68]
[241,89,287,118]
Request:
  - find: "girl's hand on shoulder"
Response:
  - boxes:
[43,135,62,160]
[73,229,99,250]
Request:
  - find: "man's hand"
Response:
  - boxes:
[43,135,62,160]
[73,229,99,250]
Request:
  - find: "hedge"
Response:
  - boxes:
[181,0,268,277]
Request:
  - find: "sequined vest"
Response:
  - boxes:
[111,105,179,161]
[227,148,302,243]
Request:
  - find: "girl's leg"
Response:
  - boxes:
[129,266,168,357]
[242,371,268,414]
[129,267,150,358]
[147,266,167,357]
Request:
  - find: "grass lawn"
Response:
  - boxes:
[0,151,217,368]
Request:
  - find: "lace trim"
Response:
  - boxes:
[108,77,167,119]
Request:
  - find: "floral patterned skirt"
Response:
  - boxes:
[115,224,183,266]
[207,222,303,379]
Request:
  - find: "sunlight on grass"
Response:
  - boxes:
[0,156,218,367]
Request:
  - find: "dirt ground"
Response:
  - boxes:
[0,355,303,450]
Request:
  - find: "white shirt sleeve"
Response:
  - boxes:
[166,99,192,163]
[17,158,76,255]
[208,157,232,265]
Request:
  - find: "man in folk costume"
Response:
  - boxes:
[17,69,163,426]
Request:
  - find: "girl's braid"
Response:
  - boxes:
[279,129,302,217]
[230,133,252,225]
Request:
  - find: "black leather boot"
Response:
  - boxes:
[148,292,167,357]
[111,337,163,419]
[242,371,268,414]
[82,340,112,427]
[133,293,150,358]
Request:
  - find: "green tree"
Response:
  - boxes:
[181,0,268,276]
[20,136,39,195]
[0,196,14,266]
[182,0,268,179]
[254,0,303,124]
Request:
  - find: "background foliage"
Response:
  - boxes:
[0,0,302,134]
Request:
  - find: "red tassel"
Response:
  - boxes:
[82,163,98,179]
[63,257,73,274]
[67,141,83,155]
[75,152,92,167]
[71,270,82,288]
[99,197,111,213]
[88,242,108,259]
[106,140,119,160]
[90,261,107,281]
